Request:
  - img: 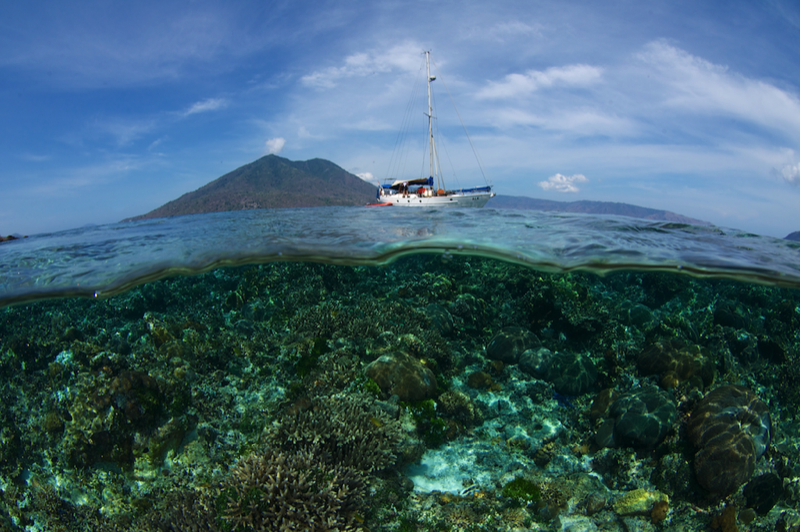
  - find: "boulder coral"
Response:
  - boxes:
[688,385,772,497]
[365,350,437,402]
[486,327,541,364]
[637,340,715,391]
[595,385,677,450]
[519,347,598,396]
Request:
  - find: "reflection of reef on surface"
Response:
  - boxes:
[1,256,800,531]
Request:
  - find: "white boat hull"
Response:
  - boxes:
[382,191,495,207]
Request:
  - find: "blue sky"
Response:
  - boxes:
[2,1,800,238]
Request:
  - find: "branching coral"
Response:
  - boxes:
[213,390,404,531]
[272,392,402,473]
[219,449,366,532]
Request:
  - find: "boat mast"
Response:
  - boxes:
[425,51,442,191]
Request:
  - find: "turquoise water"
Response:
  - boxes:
[1,207,799,531]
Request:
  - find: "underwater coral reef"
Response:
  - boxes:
[1,255,800,531]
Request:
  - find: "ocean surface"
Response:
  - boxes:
[1,206,799,531]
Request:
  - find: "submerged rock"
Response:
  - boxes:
[365,350,437,402]
[688,384,771,497]
[743,472,784,515]
[486,327,540,364]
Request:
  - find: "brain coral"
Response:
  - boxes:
[595,385,677,450]
[688,385,772,497]
[545,351,598,396]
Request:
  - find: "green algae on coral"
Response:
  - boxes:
[501,476,542,504]
[402,399,448,448]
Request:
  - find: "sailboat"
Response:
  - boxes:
[371,51,495,207]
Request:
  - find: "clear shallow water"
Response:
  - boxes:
[2,206,800,307]
[2,207,800,531]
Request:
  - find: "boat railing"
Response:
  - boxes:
[449,186,493,195]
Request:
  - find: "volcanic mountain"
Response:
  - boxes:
[125,154,377,221]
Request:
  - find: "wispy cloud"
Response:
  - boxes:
[26,158,138,196]
[477,64,603,99]
[87,97,227,147]
[184,98,228,116]
[20,153,51,162]
[638,40,800,142]
[493,108,635,136]
[300,43,422,89]
[92,117,159,147]
[0,7,271,88]
[539,173,588,192]
[470,21,543,42]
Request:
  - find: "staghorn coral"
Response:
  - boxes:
[272,392,403,473]
[219,449,366,532]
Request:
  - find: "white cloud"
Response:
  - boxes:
[300,43,422,89]
[781,163,800,185]
[184,98,227,116]
[356,171,377,185]
[638,41,800,142]
[538,173,588,193]
[477,64,603,99]
[265,137,286,154]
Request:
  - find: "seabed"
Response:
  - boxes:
[2,254,800,531]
